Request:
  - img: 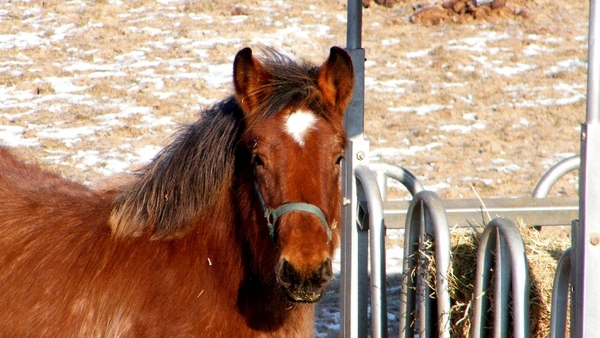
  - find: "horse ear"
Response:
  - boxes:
[317,46,355,115]
[233,47,269,115]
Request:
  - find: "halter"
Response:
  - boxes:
[254,183,332,245]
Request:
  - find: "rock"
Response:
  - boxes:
[231,5,248,16]
[490,0,506,10]
[452,0,467,14]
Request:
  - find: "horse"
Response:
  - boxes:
[0,46,354,337]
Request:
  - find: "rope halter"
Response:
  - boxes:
[254,183,332,245]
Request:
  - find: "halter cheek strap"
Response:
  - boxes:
[254,183,332,245]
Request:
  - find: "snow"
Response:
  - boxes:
[388,104,448,116]
[0,1,586,336]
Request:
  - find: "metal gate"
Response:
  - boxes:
[339,0,600,336]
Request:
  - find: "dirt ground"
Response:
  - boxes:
[0,0,587,201]
[0,0,588,336]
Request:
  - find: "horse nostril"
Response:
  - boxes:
[277,258,333,303]
[278,259,300,288]
[315,258,333,286]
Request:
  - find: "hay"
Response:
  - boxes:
[446,221,571,337]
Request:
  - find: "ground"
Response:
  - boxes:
[0,0,587,336]
[0,0,585,199]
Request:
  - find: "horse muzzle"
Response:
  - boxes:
[276,258,333,303]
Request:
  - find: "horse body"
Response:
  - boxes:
[0,148,223,336]
[0,135,311,338]
[0,46,354,337]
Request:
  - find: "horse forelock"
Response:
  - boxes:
[243,48,335,126]
[109,97,244,239]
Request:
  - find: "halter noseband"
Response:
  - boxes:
[254,183,332,245]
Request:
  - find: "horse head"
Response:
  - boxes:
[233,46,354,302]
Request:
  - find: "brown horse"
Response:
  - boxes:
[0,46,354,337]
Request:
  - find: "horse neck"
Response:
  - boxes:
[233,179,280,279]
[185,182,277,286]
[230,180,319,331]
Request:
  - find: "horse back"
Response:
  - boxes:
[0,148,307,337]
[0,147,116,334]
[0,148,218,336]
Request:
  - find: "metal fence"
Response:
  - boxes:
[399,190,451,338]
[339,0,600,335]
[351,161,569,337]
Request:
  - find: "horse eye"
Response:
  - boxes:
[252,154,265,167]
[335,154,344,165]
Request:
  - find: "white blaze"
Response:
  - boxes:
[285,110,317,146]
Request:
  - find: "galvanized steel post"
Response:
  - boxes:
[573,0,600,333]
[340,0,370,337]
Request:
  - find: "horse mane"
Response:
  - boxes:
[109,98,243,239]
[109,47,329,239]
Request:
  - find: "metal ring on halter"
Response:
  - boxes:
[253,183,332,245]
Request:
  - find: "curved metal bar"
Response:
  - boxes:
[369,163,425,198]
[400,191,451,338]
[494,231,512,338]
[470,218,530,338]
[532,155,580,198]
[354,165,387,338]
[550,248,572,338]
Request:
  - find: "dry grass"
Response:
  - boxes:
[404,218,570,336]
[446,221,570,337]
[0,0,586,200]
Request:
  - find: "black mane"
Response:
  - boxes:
[109,48,327,239]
